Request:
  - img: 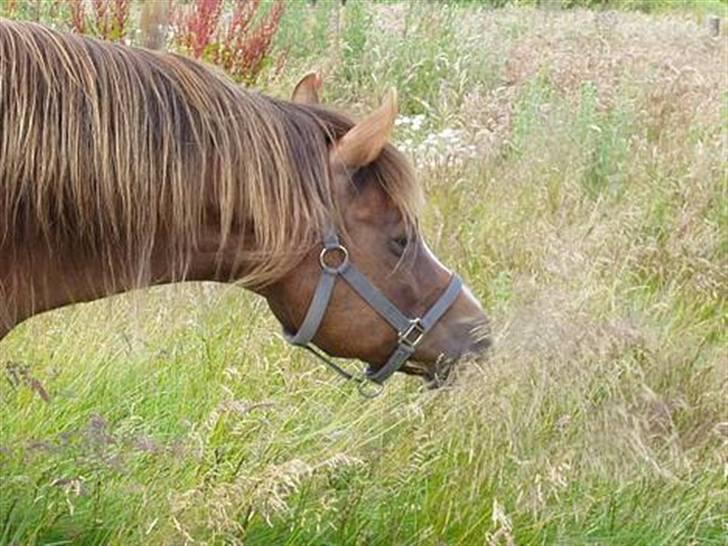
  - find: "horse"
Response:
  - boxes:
[0,19,489,388]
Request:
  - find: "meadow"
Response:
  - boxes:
[1,1,726,544]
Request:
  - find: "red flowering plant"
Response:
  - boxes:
[1,0,63,24]
[4,0,286,85]
[173,0,286,85]
[66,0,131,42]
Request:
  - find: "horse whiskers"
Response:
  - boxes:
[401,354,456,387]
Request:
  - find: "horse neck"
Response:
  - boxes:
[0,228,252,340]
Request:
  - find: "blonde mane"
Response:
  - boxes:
[0,19,421,289]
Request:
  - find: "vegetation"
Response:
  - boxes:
[1,1,726,545]
[448,0,727,15]
[0,0,286,84]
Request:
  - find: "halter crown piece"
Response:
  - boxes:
[284,229,463,397]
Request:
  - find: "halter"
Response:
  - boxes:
[284,230,463,397]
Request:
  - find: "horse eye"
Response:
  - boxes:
[390,235,409,256]
[394,236,408,248]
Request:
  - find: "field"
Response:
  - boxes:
[1,1,727,544]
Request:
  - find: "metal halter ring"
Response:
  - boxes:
[398,319,426,350]
[319,244,350,274]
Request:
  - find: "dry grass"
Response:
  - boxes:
[1,2,726,545]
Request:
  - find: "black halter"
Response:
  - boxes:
[284,230,462,397]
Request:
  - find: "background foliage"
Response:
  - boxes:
[0,1,726,544]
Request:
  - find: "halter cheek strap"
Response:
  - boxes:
[284,231,463,389]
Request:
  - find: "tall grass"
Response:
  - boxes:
[1,2,726,545]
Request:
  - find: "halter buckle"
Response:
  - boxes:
[398,319,426,350]
[319,244,349,274]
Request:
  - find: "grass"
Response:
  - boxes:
[1,1,727,545]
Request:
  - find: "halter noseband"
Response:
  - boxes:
[284,230,463,394]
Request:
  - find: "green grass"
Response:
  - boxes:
[1,2,727,545]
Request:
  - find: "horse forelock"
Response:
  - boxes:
[0,19,421,290]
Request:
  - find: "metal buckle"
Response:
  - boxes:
[398,319,426,350]
[319,244,349,274]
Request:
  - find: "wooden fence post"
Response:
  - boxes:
[707,15,720,37]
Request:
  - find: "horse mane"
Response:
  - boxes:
[0,18,421,289]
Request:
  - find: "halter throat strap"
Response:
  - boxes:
[284,232,463,386]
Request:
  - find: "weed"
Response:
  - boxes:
[0,2,725,544]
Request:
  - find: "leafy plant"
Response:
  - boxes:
[66,0,131,41]
[173,0,286,84]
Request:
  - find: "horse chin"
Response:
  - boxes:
[401,357,456,389]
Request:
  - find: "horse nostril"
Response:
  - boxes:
[470,336,491,356]
[457,321,491,359]
[455,318,491,356]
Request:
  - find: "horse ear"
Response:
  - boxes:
[291,72,322,104]
[332,89,398,169]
